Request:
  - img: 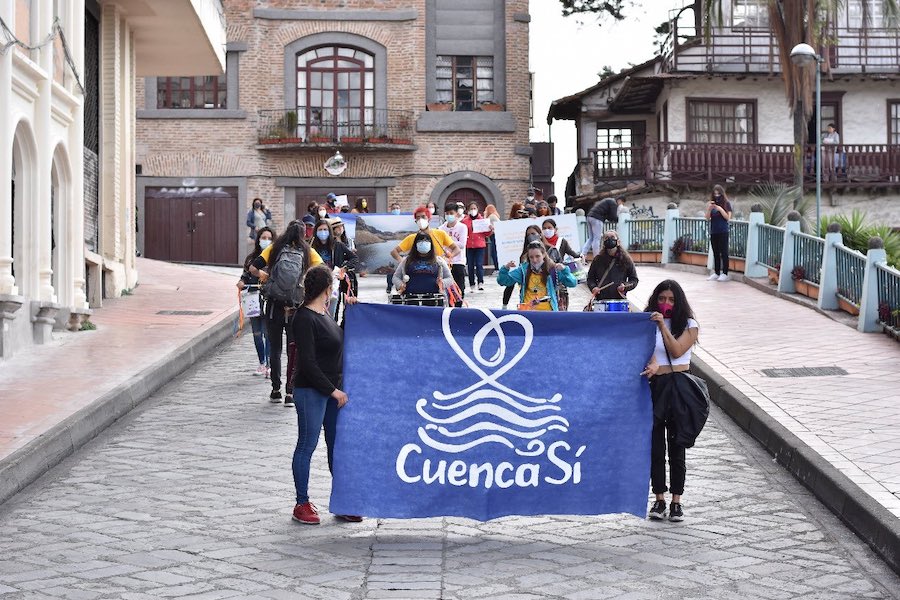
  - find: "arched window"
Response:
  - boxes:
[297,46,375,140]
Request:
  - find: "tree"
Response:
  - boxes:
[558,0,629,20]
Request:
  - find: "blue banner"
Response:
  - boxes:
[330,304,656,520]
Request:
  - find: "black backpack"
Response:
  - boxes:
[263,246,306,306]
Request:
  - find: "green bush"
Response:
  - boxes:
[820,211,900,267]
[750,184,816,233]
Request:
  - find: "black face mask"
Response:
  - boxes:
[603,238,619,250]
[526,233,541,244]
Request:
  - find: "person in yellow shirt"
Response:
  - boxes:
[249,221,323,405]
[387,205,459,292]
[497,241,577,311]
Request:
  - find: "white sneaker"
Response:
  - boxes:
[717,273,730,282]
[254,364,266,376]
[707,273,719,281]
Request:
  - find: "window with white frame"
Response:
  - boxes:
[687,100,756,144]
[847,0,887,28]
[732,0,769,28]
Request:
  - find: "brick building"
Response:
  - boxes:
[135,0,532,266]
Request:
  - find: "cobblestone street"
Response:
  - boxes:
[0,278,898,599]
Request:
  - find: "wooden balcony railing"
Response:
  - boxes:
[661,15,900,74]
[590,143,900,189]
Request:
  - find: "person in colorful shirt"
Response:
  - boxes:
[498,241,577,311]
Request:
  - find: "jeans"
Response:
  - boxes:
[581,216,605,257]
[449,263,467,306]
[487,235,499,268]
[265,305,293,393]
[711,232,729,275]
[466,248,485,286]
[650,374,686,495]
[291,387,339,504]
[249,316,269,366]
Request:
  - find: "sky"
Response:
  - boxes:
[529,1,678,196]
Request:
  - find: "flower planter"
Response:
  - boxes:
[340,137,363,143]
[477,103,505,112]
[794,280,820,300]
[729,258,745,273]
[392,138,412,145]
[282,137,302,144]
[310,136,332,143]
[767,268,779,284]
[426,102,453,111]
[631,251,662,263]
[838,297,860,316]
[367,137,390,144]
[676,252,708,267]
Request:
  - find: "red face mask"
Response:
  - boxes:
[658,302,674,318]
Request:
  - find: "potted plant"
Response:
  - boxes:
[426,101,454,111]
[366,126,390,144]
[309,134,332,143]
[791,265,819,299]
[767,259,780,284]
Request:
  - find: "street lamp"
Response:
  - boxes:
[790,43,823,233]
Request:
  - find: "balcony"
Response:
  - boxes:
[256,108,416,151]
[586,143,900,191]
[113,0,226,76]
[661,14,900,75]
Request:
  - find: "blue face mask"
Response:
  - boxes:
[391,209,401,215]
[446,214,457,223]
[416,241,432,254]
[316,230,330,242]
[259,239,272,249]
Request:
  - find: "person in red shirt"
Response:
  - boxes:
[462,201,491,292]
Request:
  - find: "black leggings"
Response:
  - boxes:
[450,264,466,307]
[650,374,686,496]
[502,284,516,306]
[711,232,729,275]
[265,304,293,393]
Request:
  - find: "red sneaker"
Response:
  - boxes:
[335,514,363,523]
[292,502,320,525]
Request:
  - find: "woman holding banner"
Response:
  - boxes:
[641,280,700,523]
[498,241,576,311]
[290,264,360,525]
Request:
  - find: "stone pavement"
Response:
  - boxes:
[0,271,898,598]
[0,258,240,504]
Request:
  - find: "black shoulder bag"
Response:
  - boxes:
[660,332,710,449]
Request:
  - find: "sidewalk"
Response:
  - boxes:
[0,258,240,504]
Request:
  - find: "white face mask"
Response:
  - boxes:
[417,218,429,230]
[469,209,478,217]
[318,210,327,218]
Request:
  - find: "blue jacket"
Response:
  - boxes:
[498,262,577,311]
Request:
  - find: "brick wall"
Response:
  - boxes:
[137,0,531,230]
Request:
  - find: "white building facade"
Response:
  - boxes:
[0,0,225,358]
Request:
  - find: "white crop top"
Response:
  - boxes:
[653,318,699,367]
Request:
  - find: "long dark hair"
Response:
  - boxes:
[643,279,696,339]
[311,219,335,255]
[301,264,333,307]
[269,221,310,267]
[354,197,369,213]
[243,226,275,270]
[406,231,437,274]
[519,225,543,261]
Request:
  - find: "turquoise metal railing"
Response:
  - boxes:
[672,217,709,254]
[835,245,866,306]
[627,219,665,251]
[757,223,785,269]
[876,263,900,332]
[728,220,749,259]
[793,232,824,284]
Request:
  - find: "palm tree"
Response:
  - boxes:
[703,1,899,190]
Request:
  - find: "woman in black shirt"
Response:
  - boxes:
[310,219,359,321]
[290,264,359,525]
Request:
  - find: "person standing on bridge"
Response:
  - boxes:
[641,279,700,523]
[706,184,733,282]
[290,264,360,525]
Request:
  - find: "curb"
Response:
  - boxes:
[0,309,238,506]
[692,355,900,576]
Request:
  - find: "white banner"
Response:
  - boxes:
[493,215,580,267]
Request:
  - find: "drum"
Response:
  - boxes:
[591,299,630,312]
[389,293,444,307]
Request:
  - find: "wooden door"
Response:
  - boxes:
[144,187,238,265]
[446,188,487,214]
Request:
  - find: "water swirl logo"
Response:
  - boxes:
[417,309,568,456]
[395,309,586,489]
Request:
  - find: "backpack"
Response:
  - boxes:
[262,246,306,306]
